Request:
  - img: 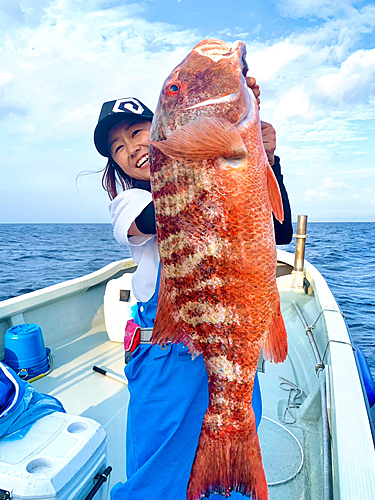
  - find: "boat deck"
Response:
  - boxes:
[33,291,322,499]
[3,256,374,499]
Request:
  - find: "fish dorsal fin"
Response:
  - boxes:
[150,117,247,161]
[267,162,284,223]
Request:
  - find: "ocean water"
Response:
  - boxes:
[0,224,130,299]
[1,222,375,419]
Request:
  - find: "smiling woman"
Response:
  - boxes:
[108,120,152,182]
[93,97,154,199]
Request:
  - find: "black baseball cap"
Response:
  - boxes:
[94,97,154,157]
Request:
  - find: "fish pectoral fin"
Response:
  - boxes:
[150,116,247,161]
[151,270,177,343]
[151,269,195,351]
[267,162,284,223]
[263,301,288,364]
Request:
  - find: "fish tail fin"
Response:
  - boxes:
[267,163,284,223]
[188,412,268,500]
[263,301,288,363]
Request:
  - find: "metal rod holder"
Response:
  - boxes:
[293,215,308,273]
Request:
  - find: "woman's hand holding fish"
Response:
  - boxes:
[245,76,260,106]
[246,76,277,165]
[261,121,276,166]
[245,77,277,166]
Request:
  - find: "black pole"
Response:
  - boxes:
[83,466,112,500]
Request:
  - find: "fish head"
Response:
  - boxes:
[151,39,254,141]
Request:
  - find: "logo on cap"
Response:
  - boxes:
[112,98,144,115]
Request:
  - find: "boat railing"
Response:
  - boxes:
[292,301,333,500]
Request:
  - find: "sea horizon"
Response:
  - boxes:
[1,221,375,225]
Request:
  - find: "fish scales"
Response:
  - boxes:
[149,39,288,500]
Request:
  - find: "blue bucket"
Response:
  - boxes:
[3,324,50,380]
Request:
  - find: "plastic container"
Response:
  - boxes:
[104,273,137,342]
[3,324,50,379]
[0,412,107,500]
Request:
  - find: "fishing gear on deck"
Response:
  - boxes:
[92,366,127,385]
[83,466,112,500]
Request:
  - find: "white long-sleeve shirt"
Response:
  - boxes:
[109,189,160,303]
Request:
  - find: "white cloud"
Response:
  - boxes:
[286,4,375,63]
[0,0,199,144]
[275,117,368,151]
[274,86,312,120]
[0,71,13,85]
[317,48,375,102]
[305,186,328,199]
[323,177,353,189]
[304,176,355,201]
[276,0,364,20]
[57,103,98,126]
[245,40,309,82]
[243,3,375,183]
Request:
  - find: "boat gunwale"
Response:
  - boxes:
[0,259,136,321]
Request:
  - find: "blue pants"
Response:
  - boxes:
[111,343,262,500]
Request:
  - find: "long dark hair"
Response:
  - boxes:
[102,158,134,200]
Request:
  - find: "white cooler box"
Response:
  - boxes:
[0,412,107,500]
[104,273,137,343]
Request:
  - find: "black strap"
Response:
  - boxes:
[272,156,293,245]
[135,202,156,234]
[133,179,152,192]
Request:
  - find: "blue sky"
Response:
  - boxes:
[1,0,374,222]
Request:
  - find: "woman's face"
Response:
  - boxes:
[108,120,152,181]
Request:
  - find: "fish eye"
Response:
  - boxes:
[166,83,180,95]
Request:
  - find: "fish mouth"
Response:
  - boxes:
[185,40,249,113]
[230,40,248,76]
[194,39,248,76]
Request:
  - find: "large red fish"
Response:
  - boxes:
[149,39,288,500]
